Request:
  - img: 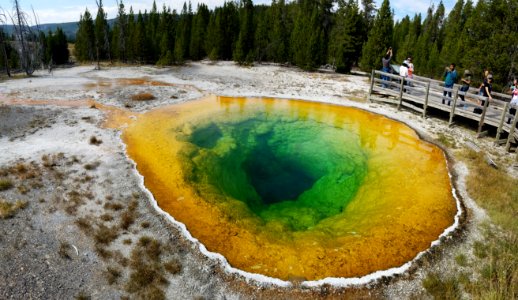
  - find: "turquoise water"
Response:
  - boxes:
[179,113,369,231]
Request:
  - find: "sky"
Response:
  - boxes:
[0,0,458,25]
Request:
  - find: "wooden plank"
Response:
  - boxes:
[368,69,375,102]
[477,99,491,136]
[369,96,398,105]
[401,101,424,113]
[423,82,430,118]
[506,111,518,151]
[495,103,509,145]
[397,78,404,110]
[449,87,459,126]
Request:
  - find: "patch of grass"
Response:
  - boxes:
[104,202,124,211]
[120,210,136,230]
[100,213,114,222]
[463,150,518,231]
[131,93,156,101]
[17,185,29,195]
[164,258,182,275]
[141,222,150,229]
[95,245,113,259]
[126,237,169,298]
[59,241,72,259]
[436,133,456,148]
[94,224,119,245]
[459,150,518,298]
[423,273,461,299]
[0,199,28,219]
[76,291,90,300]
[0,179,13,191]
[89,136,103,146]
[105,266,122,285]
[455,253,468,267]
[84,161,100,171]
[120,200,138,230]
[75,217,93,233]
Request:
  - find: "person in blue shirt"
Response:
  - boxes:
[442,63,457,105]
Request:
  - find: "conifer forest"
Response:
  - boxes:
[1,0,517,90]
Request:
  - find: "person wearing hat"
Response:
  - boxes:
[459,69,472,102]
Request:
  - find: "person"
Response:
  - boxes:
[478,69,490,95]
[481,73,493,104]
[404,57,414,79]
[508,78,518,123]
[442,63,457,105]
[475,73,493,114]
[459,69,471,102]
[381,47,393,87]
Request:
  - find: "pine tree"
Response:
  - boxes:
[360,0,393,71]
[269,0,289,63]
[126,7,136,62]
[94,0,111,67]
[115,0,128,62]
[52,28,70,64]
[175,2,193,63]
[157,5,177,65]
[190,4,210,61]
[134,11,150,63]
[75,9,95,62]
[234,0,255,64]
[254,5,271,62]
[328,0,363,73]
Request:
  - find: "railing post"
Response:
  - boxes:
[495,102,509,144]
[477,98,491,136]
[423,81,430,118]
[505,110,518,152]
[448,87,459,126]
[397,76,404,110]
[368,70,375,102]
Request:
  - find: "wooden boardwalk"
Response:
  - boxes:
[368,70,518,160]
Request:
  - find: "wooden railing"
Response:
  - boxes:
[368,70,518,159]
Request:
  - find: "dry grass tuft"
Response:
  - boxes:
[0,199,28,219]
[125,237,171,298]
[0,179,13,191]
[164,259,182,275]
[59,241,72,259]
[131,93,156,101]
[100,213,114,222]
[17,185,29,195]
[120,210,135,230]
[76,291,91,300]
[89,136,103,146]
[141,221,151,229]
[95,245,113,259]
[104,202,124,211]
[94,224,119,245]
[105,266,122,285]
[84,161,100,171]
[75,217,93,233]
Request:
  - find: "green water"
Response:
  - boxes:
[179,113,368,231]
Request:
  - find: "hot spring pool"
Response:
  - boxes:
[122,96,458,281]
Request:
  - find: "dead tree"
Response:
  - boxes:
[0,8,11,77]
[11,0,38,75]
